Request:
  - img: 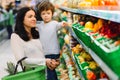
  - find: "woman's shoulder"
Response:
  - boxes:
[11,33,23,44]
[11,33,18,36]
[11,33,21,40]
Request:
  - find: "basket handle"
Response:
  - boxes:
[14,57,27,74]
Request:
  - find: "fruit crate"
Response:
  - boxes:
[105,49,120,75]
[90,37,120,76]
[72,26,91,47]
[2,66,46,80]
[74,54,88,80]
[74,54,80,65]
[93,36,119,53]
[72,24,120,77]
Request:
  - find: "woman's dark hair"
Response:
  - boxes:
[14,7,39,41]
[38,1,55,15]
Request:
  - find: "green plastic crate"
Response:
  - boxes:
[105,49,120,75]
[2,66,46,80]
[90,38,120,76]
[73,25,120,77]
[72,26,91,47]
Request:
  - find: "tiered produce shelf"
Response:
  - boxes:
[69,27,119,80]
[65,44,85,80]
[60,7,120,23]
[60,6,120,80]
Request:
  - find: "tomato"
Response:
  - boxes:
[86,70,96,80]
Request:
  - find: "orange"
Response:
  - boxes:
[109,0,118,5]
[93,23,99,32]
[104,0,118,5]
[97,19,103,29]
[98,0,105,6]
[92,0,99,6]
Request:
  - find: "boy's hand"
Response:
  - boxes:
[62,21,69,27]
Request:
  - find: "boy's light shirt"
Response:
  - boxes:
[37,20,63,55]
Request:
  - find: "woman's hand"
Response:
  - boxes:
[46,58,60,70]
[46,58,54,70]
[51,59,60,68]
[46,58,57,70]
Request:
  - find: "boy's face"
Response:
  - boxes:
[41,10,53,23]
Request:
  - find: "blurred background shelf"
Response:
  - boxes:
[60,7,120,23]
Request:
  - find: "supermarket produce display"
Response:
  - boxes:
[58,9,120,80]
[52,0,120,79]
[56,38,109,80]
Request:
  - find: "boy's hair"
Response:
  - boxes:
[38,1,55,15]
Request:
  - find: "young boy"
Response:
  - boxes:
[37,1,68,80]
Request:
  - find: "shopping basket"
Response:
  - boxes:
[2,57,46,80]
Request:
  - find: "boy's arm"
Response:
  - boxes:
[61,21,69,27]
[56,21,69,30]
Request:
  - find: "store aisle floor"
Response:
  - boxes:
[0,39,16,80]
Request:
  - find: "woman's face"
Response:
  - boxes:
[41,10,53,23]
[23,10,36,29]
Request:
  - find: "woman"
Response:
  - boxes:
[10,7,53,69]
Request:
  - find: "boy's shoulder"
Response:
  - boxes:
[50,20,60,24]
[37,21,43,24]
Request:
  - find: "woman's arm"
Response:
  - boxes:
[11,33,25,61]
[11,33,46,67]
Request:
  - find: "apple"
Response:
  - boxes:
[79,21,85,26]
